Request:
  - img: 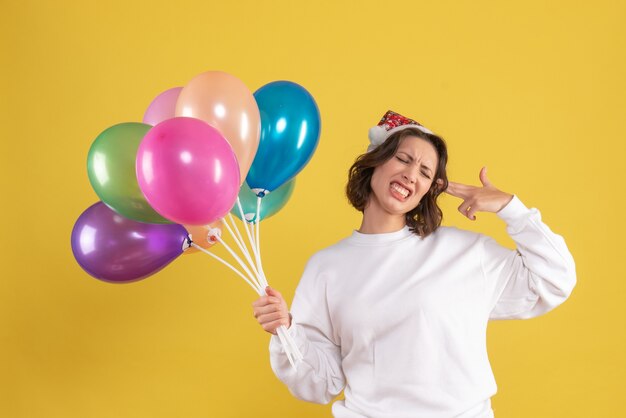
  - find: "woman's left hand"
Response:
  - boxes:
[445,167,514,221]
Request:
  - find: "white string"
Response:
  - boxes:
[256,196,262,259]
[257,287,297,367]
[208,197,302,367]
[190,243,261,294]
[234,197,266,289]
[276,325,296,369]
[279,327,302,362]
[254,197,268,288]
[223,215,260,280]
[236,197,261,267]
[214,234,263,291]
[249,222,256,247]
[252,197,301,362]
[227,213,251,263]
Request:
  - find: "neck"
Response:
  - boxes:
[358,205,406,234]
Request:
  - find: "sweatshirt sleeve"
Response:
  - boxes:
[269,255,346,404]
[483,195,577,320]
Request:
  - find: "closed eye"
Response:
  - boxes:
[396,156,409,164]
[421,171,432,179]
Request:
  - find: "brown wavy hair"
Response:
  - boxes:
[346,127,448,238]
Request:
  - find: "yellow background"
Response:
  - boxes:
[2,1,624,417]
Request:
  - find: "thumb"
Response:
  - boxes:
[479,166,492,187]
[266,286,282,298]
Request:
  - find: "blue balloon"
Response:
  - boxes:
[246,81,320,195]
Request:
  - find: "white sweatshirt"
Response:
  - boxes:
[269,196,576,418]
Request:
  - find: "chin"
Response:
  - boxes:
[384,200,417,216]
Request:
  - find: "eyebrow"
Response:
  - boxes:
[398,151,433,173]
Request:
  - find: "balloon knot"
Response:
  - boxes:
[207,227,222,243]
[182,236,193,251]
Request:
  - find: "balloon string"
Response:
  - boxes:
[256,287,297,367]
[277,326,302,362]
[276,323,296,369]
[236,197,261,269]
[254,197,267,287]
[237,198,264,290]
[248,222,256,247]
[232,197,302,367]
[286,326,304,361]
[227,213,250,259]
[192,240,298,365]
[190,243,261,294]
[256,197,262,256]
[223,214,261,280]
[252,197,301,362]
[213,234,263,292]
[204,223,302,362]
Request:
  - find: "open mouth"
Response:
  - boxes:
[390,182,411,199]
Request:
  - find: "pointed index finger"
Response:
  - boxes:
[445,181,469,198]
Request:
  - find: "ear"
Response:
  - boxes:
[434,178,445,191]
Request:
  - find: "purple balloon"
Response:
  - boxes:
[71,202,189,283]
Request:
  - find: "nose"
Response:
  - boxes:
[402,170,416,184]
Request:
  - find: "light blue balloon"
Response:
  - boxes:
[231,179,296,223]
[246,81,320,195]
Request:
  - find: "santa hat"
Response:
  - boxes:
[367,110,434,152]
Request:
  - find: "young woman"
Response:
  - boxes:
[252,111,576,418]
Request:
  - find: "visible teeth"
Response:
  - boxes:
[391,183,409,198]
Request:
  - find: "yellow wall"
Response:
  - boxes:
[2,1,624,416]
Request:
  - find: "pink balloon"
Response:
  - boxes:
[136,117,240,225]
[143,87,183,126]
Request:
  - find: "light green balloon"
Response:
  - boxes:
[87,122,171,224]
[231,178,296,223]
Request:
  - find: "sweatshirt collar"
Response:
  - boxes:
[347,225,414,246]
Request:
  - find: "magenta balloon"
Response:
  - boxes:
[142,87,183,126]
[136,117,241,225]
[71,202,189,283]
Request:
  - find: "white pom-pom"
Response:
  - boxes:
[368,125,388,150]
[367,122,435,152]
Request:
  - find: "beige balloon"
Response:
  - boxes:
[175,71,260,183]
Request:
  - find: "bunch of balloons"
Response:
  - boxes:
[71,71,320,285]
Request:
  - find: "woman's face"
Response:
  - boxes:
[368,136,438,217]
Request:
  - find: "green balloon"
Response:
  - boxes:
[232,178,296,223]
[87,122,171,224]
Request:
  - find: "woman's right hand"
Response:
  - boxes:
[252,286,292,335]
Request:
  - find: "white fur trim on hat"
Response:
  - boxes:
[367,124,434,152]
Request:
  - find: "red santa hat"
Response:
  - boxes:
[367,110,434,152]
